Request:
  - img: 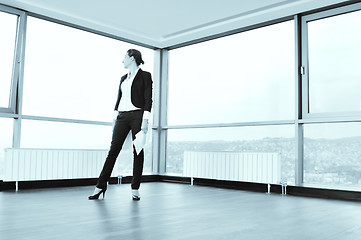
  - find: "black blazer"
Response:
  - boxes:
[114,69,153,112]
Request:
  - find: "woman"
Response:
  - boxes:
[89,49,152,201]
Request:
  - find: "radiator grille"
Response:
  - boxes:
[183,151,281,184]
[3,148,116,181]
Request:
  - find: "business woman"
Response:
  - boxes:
[89,49,152,201]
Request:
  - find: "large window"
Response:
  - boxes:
[306,9,361,114]
[168,20,295,125]
[23,17,154,122]
[301,5,361,190]
[304,122,361,190]
[167,125,295,184]
[166,20,295,185]
[17,16,155,177]
[0,11,17,110]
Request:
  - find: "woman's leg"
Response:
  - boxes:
[131,146,144,190]
[130,111,145,190]
[96,114,131,189]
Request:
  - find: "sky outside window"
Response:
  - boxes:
[23,17,154,122]
[168,20,295,125]
[0,11,17,108]
[308,9,361,114]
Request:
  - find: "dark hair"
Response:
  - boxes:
[127,49,144,66]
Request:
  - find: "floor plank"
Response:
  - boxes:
[1,182,361,240]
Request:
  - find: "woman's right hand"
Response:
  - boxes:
[112,120,116,131]
[112,111,118,131]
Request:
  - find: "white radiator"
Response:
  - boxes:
[183,151,281,184]
[3,148,118,182]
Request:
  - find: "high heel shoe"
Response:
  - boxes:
[132,189,141,201]
[88,187,107,200]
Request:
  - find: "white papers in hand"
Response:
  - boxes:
[133,131,146,155]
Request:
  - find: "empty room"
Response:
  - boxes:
[1,0,361,239]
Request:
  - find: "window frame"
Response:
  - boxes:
[301,2,361,121]
[0,6,25,115]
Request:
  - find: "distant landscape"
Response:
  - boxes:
[167,137,361,188]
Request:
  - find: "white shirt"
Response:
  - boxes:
[117,68,150,120]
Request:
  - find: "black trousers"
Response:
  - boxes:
[96,110,144,190]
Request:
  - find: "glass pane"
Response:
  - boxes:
[304,122,361,190]
[0,12,17,108]
[168,21,294,125]
[23,17,154,122]
[0,118,13,180]
[21,120,111,149]
[308,10,361,113]
[21,120,152,175]
[167,125,295,185]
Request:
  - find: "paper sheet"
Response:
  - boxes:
[133,131,146,155]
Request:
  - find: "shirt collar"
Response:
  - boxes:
[127,68,140,80]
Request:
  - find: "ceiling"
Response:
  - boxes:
[0,0,353,48]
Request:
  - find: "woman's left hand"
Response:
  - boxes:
[141,119,148,133]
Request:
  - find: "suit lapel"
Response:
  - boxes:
[122,69,142,83]
[132,69,142,83]
[120,74,127,84]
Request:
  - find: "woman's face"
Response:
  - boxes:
[122,53,132,69]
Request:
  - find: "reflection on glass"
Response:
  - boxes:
[0,118,13,180]
[304,122,361,190]
[308,10,361,113]
[21,120,152,175]
[23,17,154,122]
[168,20,294,125]
[0,12,17,108]
[167,125,295,184]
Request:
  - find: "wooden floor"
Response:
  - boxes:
[1,182,361,240]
